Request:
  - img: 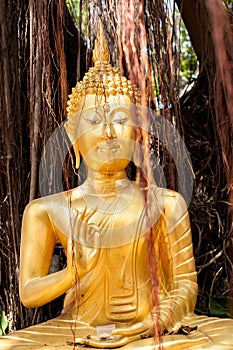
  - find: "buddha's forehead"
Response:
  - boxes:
[77,93,132,111]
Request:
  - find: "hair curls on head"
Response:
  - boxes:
[66,20,141,119]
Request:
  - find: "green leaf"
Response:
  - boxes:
[209,296,233,318]
[0,310,7,335]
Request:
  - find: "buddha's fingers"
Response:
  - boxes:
[79,206,87,220]
[112,322,150,336]
[91,225,101,248]
[99,214,111,229]
[86,225,101,249]
[84,207,97,222]
[75,334,144,348]
[74,207,97,244]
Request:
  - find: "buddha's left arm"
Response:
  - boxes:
[111,191,198,343]
[157,191,198,331]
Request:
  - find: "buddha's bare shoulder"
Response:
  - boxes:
[23,187,83,219]
[154,186,188,218]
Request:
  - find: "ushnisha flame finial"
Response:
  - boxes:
[66,19,140,119]
[92,20,110,64]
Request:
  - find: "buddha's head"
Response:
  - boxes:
[65,21,141,174]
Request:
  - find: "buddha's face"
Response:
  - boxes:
[72,94,135,173]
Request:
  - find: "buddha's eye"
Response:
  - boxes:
[84,112,102,125]
[115,118,126,125]
[112,111,129,125]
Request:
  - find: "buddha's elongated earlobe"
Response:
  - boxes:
[133,144,142,168]
[73,143,80,169]
[133,127,143,168]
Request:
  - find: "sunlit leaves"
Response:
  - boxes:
[0,311,7,336]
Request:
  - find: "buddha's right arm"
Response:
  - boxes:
[19,200,73,308]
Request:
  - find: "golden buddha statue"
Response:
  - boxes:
[1,21,233,350]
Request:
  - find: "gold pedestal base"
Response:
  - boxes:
[1,314,233,350]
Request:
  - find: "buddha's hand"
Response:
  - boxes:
[75,321,153,348]
[67,207,101,280]
[75,318,161,348]
[111,317,154,341]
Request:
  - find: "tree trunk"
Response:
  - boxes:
[177,0,233,300]
[0,0,80,331]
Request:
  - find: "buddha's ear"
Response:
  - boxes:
[64,119,74,141]
[64,120,80,169]
[133,126,142,168]
[73,142,80,169]
[133,143,141,168]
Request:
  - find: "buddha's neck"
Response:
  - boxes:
[84,169,130,196]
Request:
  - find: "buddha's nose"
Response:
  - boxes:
[103,122,116,139]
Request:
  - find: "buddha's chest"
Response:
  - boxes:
[104,239,149,288]
[78,239,151,322]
